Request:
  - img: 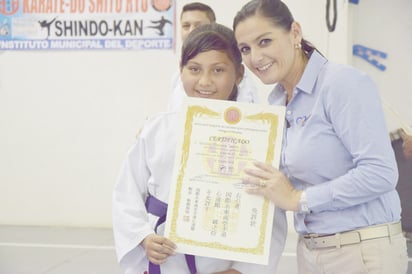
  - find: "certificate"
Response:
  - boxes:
[164,97,286,265]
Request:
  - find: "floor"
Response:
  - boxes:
[0,226,410,274]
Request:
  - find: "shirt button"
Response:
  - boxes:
[286,110,292,115]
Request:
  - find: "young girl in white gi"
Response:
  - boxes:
[112,23,287,274]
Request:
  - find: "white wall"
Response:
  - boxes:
[0,0,350,228]
[0,50,175,227]
[349,0,412,132]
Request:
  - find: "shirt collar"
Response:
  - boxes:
[268,50,328,104]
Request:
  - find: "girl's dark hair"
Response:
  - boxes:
[180,23,243,101]
[233,0,317,56]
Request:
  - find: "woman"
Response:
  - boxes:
[113,23,287,274]
[233,0,408,273]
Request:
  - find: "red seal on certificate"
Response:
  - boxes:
[224,107,241,125]
[152,0,172,11]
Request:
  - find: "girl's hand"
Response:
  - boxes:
[141,233,176,265]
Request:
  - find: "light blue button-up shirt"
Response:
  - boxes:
[269,51,401,235]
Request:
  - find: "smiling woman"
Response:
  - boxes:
[233,0,408,273]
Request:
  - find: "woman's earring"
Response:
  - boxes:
[295,43,301,49]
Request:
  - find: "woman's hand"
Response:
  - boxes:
[400,129,412,160]
[141,233,176,265]
[242,161,301,211]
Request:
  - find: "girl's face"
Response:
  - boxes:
[234,15,301,85]
[181,50,242,100]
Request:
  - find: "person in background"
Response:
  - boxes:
[233,0,408,273]
[393,128,412,238]
[399,129,412,160]
[167,2,259,111]
[113,23,287,274]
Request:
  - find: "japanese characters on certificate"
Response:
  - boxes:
[164,97,286,265]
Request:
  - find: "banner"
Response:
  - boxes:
[0,0,175,50]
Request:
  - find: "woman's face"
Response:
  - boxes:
[234,15,301,85]
[181,50,242,100]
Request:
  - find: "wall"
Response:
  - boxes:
[0,0,350,228]
[349,0,412,132]
[0,50,175,227]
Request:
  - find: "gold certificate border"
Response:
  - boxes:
[169,105,279,255]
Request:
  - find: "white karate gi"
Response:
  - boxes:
[113,111,287,274]
[167,70,260,112]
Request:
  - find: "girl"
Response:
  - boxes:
[113,23,287,274]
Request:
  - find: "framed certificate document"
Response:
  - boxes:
[164,97,286,265]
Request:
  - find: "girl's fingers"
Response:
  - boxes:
[144,235,176,264]
[162,238,177,250]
